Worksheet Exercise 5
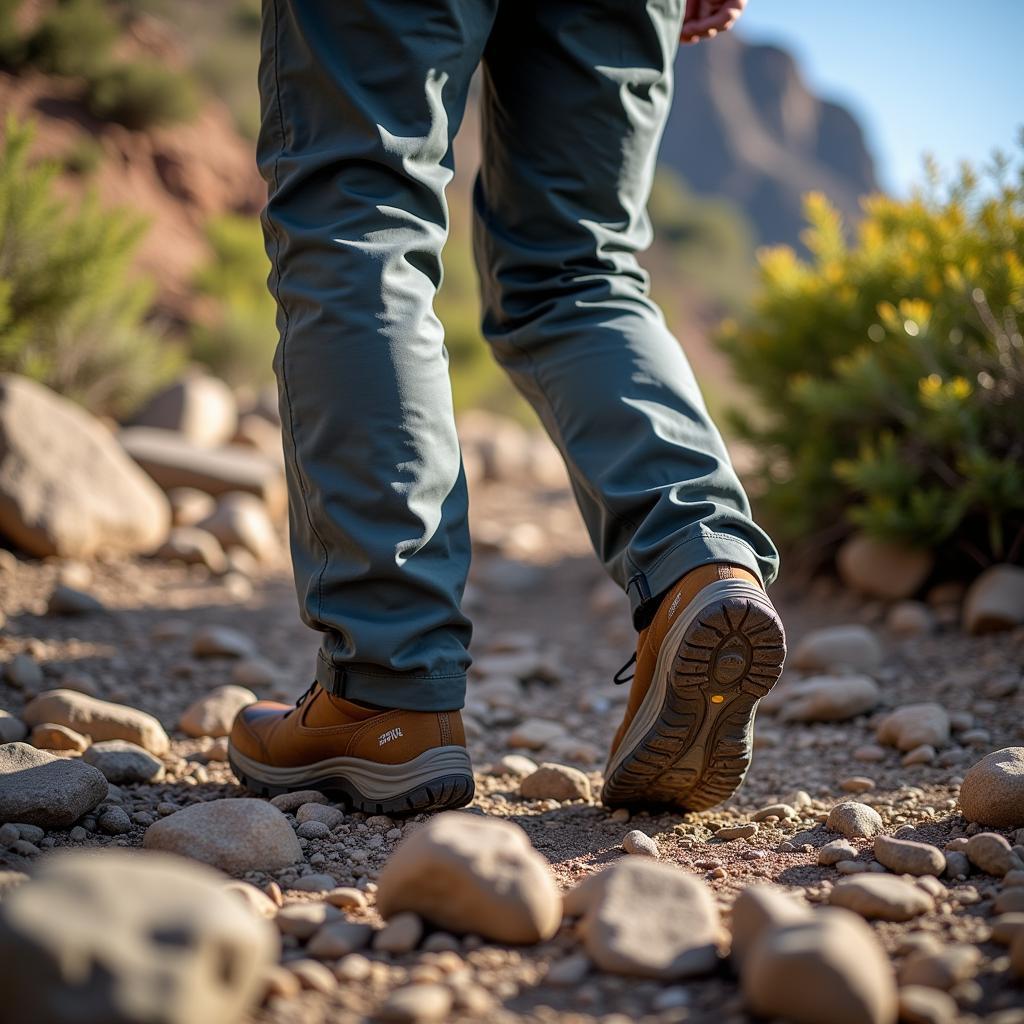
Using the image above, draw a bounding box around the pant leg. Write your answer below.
[259,0,495,710]
[473,0,780,626]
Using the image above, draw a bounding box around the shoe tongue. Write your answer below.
[302,688,383,728]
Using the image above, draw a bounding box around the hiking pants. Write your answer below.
[258,0,780,711]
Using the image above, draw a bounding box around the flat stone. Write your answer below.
[373,912,423,954]
[0,375,170,559]
[178,685,257,737]
[0,849,276,1024]
[46,584,106,616]
[519,762,591,802]
[898,943,981,990]
[29,722,89,752]
[828,874,934,921]
[506,718,566,750]
[840,776,876,793]
[959,747,1024,828]
[191,626,256,660]
[775,674,881,723]
[898,986,958,1024]
[306,919,373,959]
[270,789,329,813]
[22,689,169,755]
[569,859,721,979]
[0,742,107,828]
[716,823,758,841]
[876,703,950,751]
[790,625,883,674]
[827,801,885,839]
[326,887,368,910]
[741,907,896,1024]
[291,873,337,893]
[962,564,1024,634]
[143,797,303,873]
[375,812,560,944]
[873,836,945,876]
[901,744,936,766]
[157,527,228,573]
[83,740,165,783]
[274,903,341,940]
[377,983,453,1023]
[819,839,858,866]
[966,832,1022,877]
[296,803,345,829]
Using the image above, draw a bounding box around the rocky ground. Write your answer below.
[2,468,1024,1024]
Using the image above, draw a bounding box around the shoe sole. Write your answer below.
[228,744,475,816]
[602,578,786,811]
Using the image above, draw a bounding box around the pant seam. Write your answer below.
[267,0,331,629]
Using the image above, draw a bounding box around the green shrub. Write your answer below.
[26,0,118,78]
[719,143,1024,569]
[0,0,27,68]
[0,117,179,416]
[87,62,200,129]
[190,214,277,385]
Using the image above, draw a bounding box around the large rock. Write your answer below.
[775,674,880,723]
[375,812,560,944]
[132,371,238,448]
[827,801,884,839]
[729,885,810,970]
[790,625,883,674]
[0,742,107,828]
[873,836,944,877]
[0,850,277,1024]
[962,565,1024,634]
[0,375,170,558]
[567,859,722,979]
[837,533,933,600]
[875,703,950,752]
[143,798,303,873]
[959,747,1024,828]
[22,690,170,756]
[196,492,279,563]
[119,427,285,515]
[742,907,897,1024]
[828,875,934,922]
[178,685,257,738]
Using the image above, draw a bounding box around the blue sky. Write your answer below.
[736,0,1024,194]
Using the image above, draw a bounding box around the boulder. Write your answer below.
[143,798,303,873]
[0,375,170,558]
[962,564,1024,634]
[742,907,897,1024]
[790,625,883,674]
[568,858,722,979]
[0,850,277,1024]
[375,812,560,944]
[22,690,170,756]
[959,747,1024,828]
[836,533,933,600]
[131,371,238,448]
[0,742,107,827]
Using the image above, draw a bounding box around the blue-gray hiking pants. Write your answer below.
[258,0,780,711]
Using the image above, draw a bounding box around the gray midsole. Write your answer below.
[229,744,472,799]
[605,578,768,780]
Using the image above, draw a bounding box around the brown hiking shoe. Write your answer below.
[228,684,474,815]
[602,564,786,810]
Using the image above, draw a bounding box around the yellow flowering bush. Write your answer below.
[719,142,1024,569]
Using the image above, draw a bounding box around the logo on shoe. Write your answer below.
[378,727,404,746]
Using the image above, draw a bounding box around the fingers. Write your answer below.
[681,0,747,44]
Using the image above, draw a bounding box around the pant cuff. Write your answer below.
[627,532,771,630]
[315,650,466,712]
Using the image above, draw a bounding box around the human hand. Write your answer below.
[681,0,747,45]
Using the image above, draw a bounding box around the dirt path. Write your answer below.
[2,476,1023,1023]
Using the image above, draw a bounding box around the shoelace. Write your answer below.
[612,652,637,685]
[285,680,318,716]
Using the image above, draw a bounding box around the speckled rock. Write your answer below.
[143,798,303,873]
[0,742,107,828]
[959,747,1024,828]
[828,874,934,921]
[0,849,277,1024]
[568,859,721,979]
[22,690,170,756]
[622,830,660,858]
[827,802,885,839]
[375,813,560,944]
[742,907,897,1024]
